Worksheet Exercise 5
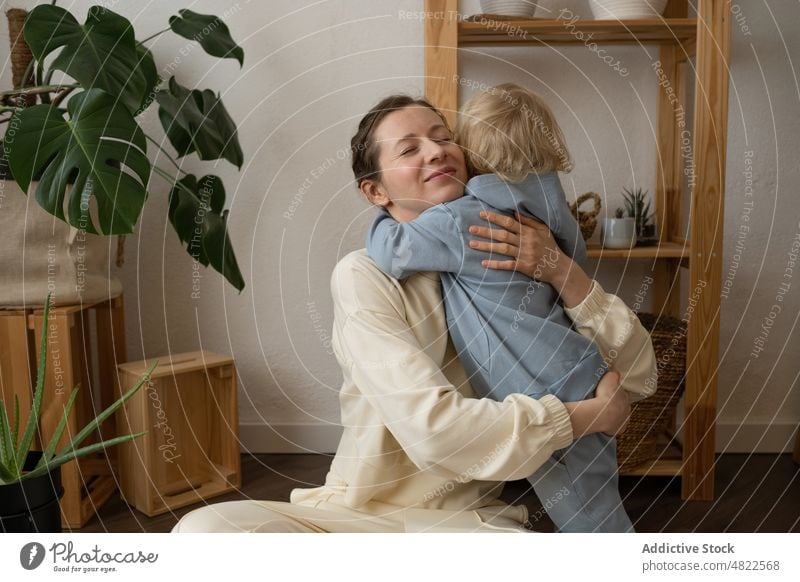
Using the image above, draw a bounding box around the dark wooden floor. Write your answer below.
[79,453,800,533]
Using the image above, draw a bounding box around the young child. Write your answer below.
[366,83,655,532]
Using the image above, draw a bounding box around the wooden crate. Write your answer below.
[0,310,36,448]
[1,294,128,528]
[115,350,241,517]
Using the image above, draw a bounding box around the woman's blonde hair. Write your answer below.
[455,83,572,182]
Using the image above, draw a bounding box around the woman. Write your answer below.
[173,95,656,533]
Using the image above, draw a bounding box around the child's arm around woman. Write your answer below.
[366,205,464,279]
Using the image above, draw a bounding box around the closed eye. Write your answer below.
[400,137,451,155]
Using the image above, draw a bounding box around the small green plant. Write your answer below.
[622,187,654,235]
[614,207,625,219]
[0,294,153,484]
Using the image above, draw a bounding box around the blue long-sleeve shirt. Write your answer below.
[366,171,607,402]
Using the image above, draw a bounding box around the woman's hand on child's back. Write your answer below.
[468,210,562,282]
[468,210,593,308]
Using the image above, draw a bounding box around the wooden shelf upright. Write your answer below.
[423,0,731,500]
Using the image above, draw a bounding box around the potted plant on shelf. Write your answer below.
[0,3,246,308]
[601,206,636,249]
[0,294,154,533]
[622,186,657,246]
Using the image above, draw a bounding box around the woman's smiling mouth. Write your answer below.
[425,167,456,182]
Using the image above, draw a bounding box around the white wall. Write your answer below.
[4,0,797,453]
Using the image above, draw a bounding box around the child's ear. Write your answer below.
[360,179,390,207]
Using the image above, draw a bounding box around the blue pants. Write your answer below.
[524,364,634,532]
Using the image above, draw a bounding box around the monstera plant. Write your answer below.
[0,3,246,291]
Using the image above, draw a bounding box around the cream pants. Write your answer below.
[172,496,531,533]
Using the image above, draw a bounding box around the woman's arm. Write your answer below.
[561,279,658,401]
[564,370,631,437]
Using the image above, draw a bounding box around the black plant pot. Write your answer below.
[0,451,63,533]
[636,223,658,246]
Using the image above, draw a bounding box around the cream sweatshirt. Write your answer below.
[289,250,657,529]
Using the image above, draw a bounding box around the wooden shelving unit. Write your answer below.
[587,241,689,259]
[423,0,731,501]
[458,18,697,45]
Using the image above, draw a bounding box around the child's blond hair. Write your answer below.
[456,83,572,182]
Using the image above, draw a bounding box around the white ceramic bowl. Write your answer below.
[589,0,668,19]
[480,0,539,17]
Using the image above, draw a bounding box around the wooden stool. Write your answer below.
[0,294,128,528]
[116,351,241,517]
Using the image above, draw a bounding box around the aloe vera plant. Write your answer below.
[0,294,153,485]
[622,187,654,236]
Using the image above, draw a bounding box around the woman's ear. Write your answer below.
[360,179,390,207]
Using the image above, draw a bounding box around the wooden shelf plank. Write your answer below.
[587,241,689,259]
[458,18,696,46]
[620,435,684,476]
[621,457,684,477]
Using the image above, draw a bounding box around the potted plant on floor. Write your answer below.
[0,3,247,307]
[0,294,155,533]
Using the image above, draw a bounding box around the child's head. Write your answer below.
[456,83,573,182]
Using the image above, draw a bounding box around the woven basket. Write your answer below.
[5,9,36,107]
[616,312,687,471]
[569,191,602,241]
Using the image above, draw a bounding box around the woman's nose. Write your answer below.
[423,139,447,162]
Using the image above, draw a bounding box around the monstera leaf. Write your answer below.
[156,76,243,168]
[134,43,160,114]
[7,4,246,291]
[168,174,244,292]
[169,9,244,66]
[23,4,158,115]
[5,89,149,235]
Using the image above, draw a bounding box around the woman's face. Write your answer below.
[360,105,468,223]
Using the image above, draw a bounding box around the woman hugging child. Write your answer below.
[366,83,655,532]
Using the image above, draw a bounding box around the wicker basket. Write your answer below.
[5,9,37,107]
[569,192,602,241]
[616,312,687,471]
